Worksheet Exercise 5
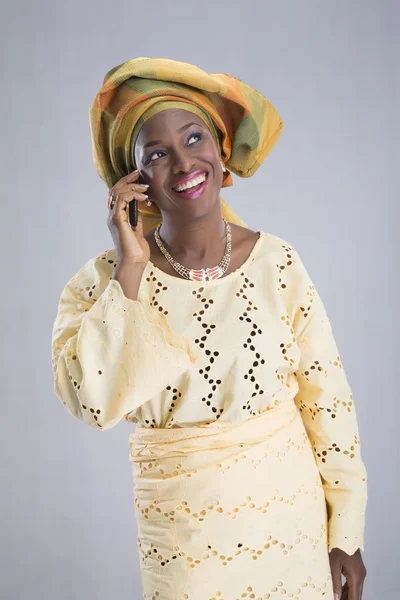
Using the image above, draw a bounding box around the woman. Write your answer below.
[51,57,368,600]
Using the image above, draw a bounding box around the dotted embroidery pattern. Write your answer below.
[299,284,316,318]
[296,394,354,422]
[128,246,304,428]
[81,405,102,426]
[236,274,267,416]
[143,574,334,599]
[52,233,367,574]
[276,244,295,292]
[191,285,224,419]
[131,408,335,598]
[130,427,312,479]
[53,271,106,429]
[146,271,170,315]
[134,477,323,525]
[276,245,367,555]
[138,524,327,567]
[312,434,361,463]
[135,266,301,429]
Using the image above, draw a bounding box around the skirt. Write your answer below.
[128,399,334,600]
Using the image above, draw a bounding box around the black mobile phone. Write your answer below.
[127,169,142,228]
[129,199,138,228]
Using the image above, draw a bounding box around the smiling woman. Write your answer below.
[133,109,222,212]
[51,56,368,599]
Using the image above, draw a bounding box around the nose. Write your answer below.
[170,146,195,174]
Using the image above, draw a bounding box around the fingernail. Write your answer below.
[334,594,339,600]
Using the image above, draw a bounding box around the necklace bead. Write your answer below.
[154,219,232,281]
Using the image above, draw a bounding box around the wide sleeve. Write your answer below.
[51,251,199,431]
[279,245,368,555]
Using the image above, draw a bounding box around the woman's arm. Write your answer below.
[51,250,199,431]
[278,245,368,556]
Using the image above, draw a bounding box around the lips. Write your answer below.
[171,169,208,191]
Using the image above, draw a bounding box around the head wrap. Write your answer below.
[89,56,283,234]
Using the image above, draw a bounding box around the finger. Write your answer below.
[109,170,142,194]
[107,192,130,229]
[131,183,150,191]
[331,564,343,600]
[110,182,147,197]
[110,182,149,201]
[108,191,120,214]
[125,169,140,179]
[109,189,148,209]
[107,191,113,210]
[347,578,363,600]
[117,190,149,203]
[108,191,129,216]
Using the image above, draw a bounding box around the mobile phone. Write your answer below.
[129,199,138,228]
[128,170,142,228]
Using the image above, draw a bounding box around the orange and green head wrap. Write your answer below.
[89,56,284,234]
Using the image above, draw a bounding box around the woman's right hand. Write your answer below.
[107,170,151,265]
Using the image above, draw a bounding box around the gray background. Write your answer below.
[1,1,397,598]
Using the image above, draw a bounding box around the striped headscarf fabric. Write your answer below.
[89,56,283,234]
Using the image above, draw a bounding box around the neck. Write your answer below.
[157,202,227,266]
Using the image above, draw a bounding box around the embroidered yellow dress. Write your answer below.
[51,230,367,600]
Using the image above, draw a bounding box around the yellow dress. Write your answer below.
[51,230,368,600]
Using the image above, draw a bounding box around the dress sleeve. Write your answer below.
[51,251,199,431]
[279,245,368,555]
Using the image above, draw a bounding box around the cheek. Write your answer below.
[202,144,220,165]
[144,171,166,191]
[139,167,158,183]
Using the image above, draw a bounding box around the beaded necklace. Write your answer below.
[154,219,232,281]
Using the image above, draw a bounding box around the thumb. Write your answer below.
[332,571,342,600]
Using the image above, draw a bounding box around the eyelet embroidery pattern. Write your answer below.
[137,524,328,567]
[190,285,225,418]
[51,231,367,595]
[237,276,267,416]
[276,244,294,292]
[146,272,170,315]
[130,404,335,598]
[134,476,323,525]
[143,574,334,600]
[276,244,367,557]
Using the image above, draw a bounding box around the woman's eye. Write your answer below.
[147,132,202,162]
[188,132,202,144]
[148,150,165,162]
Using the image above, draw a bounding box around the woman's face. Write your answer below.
[133,109,223,217]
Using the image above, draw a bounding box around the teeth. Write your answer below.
[174,172,207,192]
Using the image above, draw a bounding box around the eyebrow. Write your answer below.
[142,122,203,150]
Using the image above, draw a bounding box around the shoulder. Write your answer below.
[252,228,299,264]
[227,224,298,263]
[249,229,314,293]
[60,247,118,305]
[224,224,307,278]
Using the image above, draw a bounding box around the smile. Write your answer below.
[172,172,209,199]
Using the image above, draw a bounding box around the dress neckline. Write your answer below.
[143,230,265,287]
